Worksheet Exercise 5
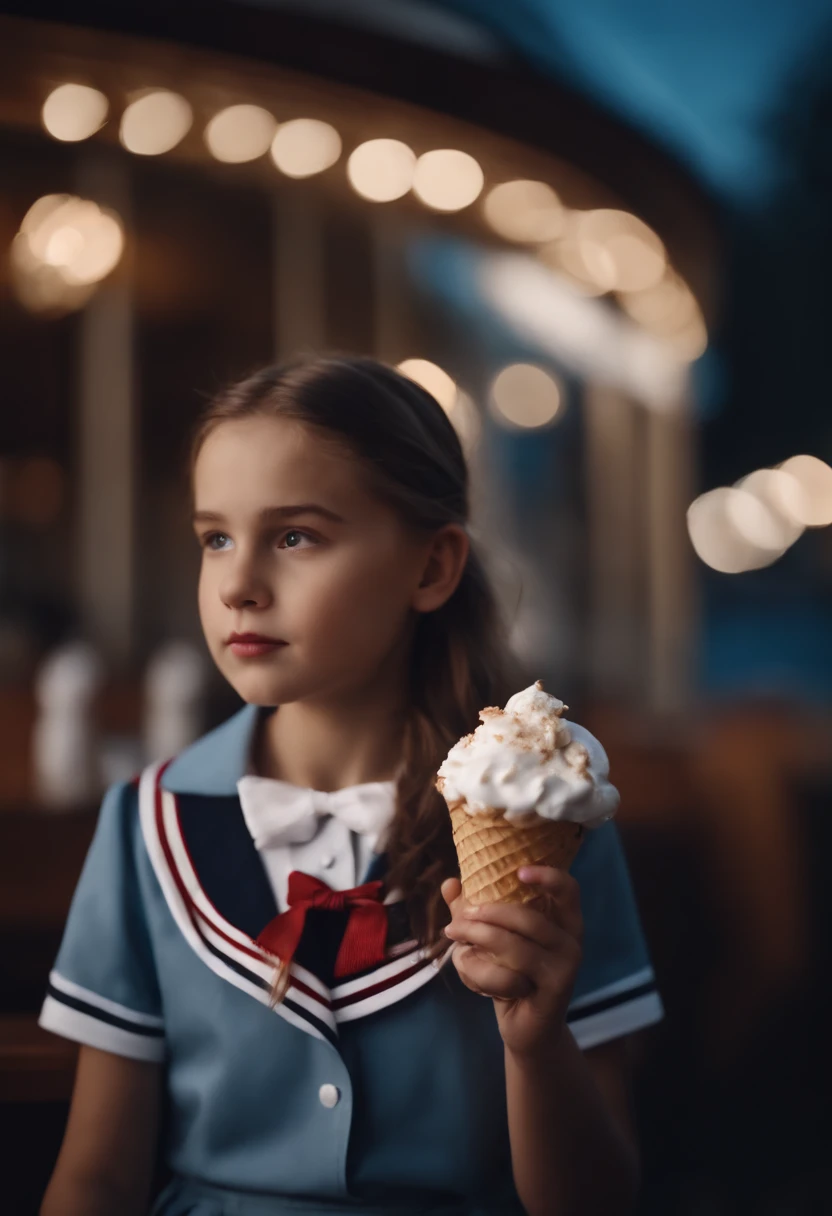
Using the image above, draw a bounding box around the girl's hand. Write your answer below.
[440,868,583,1060]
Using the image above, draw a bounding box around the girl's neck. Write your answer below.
[254,682,408,793]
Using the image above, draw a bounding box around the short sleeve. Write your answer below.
[566,820,663,1050]
[38,779,166,1062]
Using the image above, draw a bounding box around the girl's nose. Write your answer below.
[219,557,273,611]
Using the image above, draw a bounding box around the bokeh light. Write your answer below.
[412,149,484,212]
[483,180,565,244]
[42,84,108,143]
[204,105,276,163]
[270,118,342,178]
[778,455,832,526]
[347,139,415,202]
[11,194,124,313]
[618,269,708,362]
[21,195,123,285]
[489,364,563,429]
[687,487,784,573]
[734,468,806,550]
[120,90,192,155]
[574,209,667,292]
[538,235,606,296]
[618,269,699,335]
[397,359,458,412]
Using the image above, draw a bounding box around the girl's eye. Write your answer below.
[203,532,231,551]
[280,529,315,550]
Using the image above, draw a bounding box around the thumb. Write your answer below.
[441,877,462,906]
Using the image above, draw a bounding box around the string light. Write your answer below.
[687,487,783,573]
[120,90,192,155]
[483,180,565,244]
[271,118,342,178]
[347,139,415,202]
[489,364,563,429]
[412,149,484,212]
[778,455,832,526]
[574,209,667,293]
[397,359,458,411]
[204,105,276,163]
[42,84,108,142]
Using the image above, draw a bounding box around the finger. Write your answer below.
[517,867,583,941]
[441,877,462,908]
[452,944,533,1000]
[460,900,565,951]
[446,918,578,985]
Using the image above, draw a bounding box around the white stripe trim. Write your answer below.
[139,762,451,1035]
[335,945,455,1023]
[289,960,331,1002]
[195,912,336,1031]
[39,995,166,1063]
[161,787,257,951]
[48,971,164,1029]
[568,966,655,1013]
[161,781,335,1007]
[571,992,664,1051]
[138,764,330,1045]
[331,943,434,999]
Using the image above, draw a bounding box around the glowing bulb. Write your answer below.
[483,180,565,244]
[270,118,342,178]
[572,209,667,293]
[347,139,415,202]
[618,270,698,335]
[735,469,806,550]
[19,194,123,285]
[538,236,606,296]
[397,359,458,412]
[42,84,108,142]
[687,487,784,573]
[778,455,832,526]
[120,91,192,156]
[204,105,276,163]
[489,364,563,429]
[412,149,484,212]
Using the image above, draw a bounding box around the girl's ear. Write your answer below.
[412,524,470,614]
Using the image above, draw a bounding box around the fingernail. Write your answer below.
[518,867,534,881]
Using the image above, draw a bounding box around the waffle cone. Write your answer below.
[446,798,584,906]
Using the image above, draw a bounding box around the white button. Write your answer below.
[319,1083,340,1108]
[321,854,336,869]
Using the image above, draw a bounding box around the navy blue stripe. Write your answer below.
[567,981,657,1024]
[175,793,278,939]
[47,982,164,1037]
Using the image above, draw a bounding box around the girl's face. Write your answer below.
[193,415,440,708]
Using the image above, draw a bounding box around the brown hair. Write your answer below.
[189,355,519,1003]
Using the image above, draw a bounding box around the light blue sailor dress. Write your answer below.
[38,704,663,1216]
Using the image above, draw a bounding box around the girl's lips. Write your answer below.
[228,639,287,658]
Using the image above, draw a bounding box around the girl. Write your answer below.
[39,356,662,1216]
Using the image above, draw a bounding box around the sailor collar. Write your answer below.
[138,703,454,1048]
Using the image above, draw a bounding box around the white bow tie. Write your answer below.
[237,775,397,852]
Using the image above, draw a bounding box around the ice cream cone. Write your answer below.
[445,796,584,906]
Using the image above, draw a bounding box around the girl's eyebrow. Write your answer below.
[191,504,346,528]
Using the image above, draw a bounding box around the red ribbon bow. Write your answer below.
[255,871,388,979]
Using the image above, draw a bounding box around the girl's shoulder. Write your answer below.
[156,700,266,797]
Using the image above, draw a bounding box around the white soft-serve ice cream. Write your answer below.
[436,681,619,904]
[437,681,619,826]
